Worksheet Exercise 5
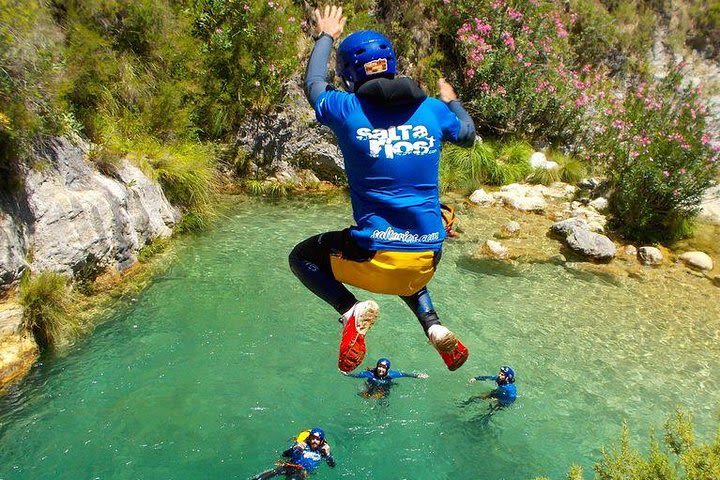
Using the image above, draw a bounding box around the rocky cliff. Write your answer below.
[0,137,180,292]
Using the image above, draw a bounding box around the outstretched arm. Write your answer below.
[390,371,429,379]
[469,375,498,383]
[304,6,346,105]
[438,78,476,147]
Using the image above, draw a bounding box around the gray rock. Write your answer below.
[0,211,28,289]
[623,245,638,257]
[482,240,509,259]
[589,197,609,211]
[699,185,720,225]
[0,137,179,286]
[551,218,588,237]
[566,229,617,261]
[495,190,547,212]
[469,189,494,205]
[638,246,663,266]
[678,251,714,271]
[235,80,344,181]
[0,306,24,336]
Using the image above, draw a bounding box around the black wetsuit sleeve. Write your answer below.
[326,454,336,468]
[304,34,335,106]
[281,448,293,458]
[447,100,476,147]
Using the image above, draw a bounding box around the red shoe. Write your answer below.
[439,340,469,371]
[338,300,379,373]
[428,325,469,371]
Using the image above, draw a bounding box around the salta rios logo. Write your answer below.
[355,124,437,159]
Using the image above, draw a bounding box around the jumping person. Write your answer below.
[288,5,476,374]
[468,366,517,406]
[252,428,335,479]
[343,357,429,398]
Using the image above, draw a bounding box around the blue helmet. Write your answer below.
[376,358,391,369]
[337,30,397,91]
[500,366,515,383]
[309,427,325,441]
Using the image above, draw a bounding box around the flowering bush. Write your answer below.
[585,67,720,242]
[192,0,303,137]
[444,0,605,144]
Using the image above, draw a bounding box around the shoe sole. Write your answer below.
[433,330,459,353]
[355,300,379,335]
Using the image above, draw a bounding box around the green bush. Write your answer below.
[584,67,720,242]
[0,0,66,185]
[541,408,720,480]
[688,0,720,59]
[19,271,81,349]
[191,0,304,138]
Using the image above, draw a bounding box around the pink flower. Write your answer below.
[702,133,710,145]
[288,16,295,22]
[673,189,680,196]
[277,26,284,33]
[502,32,515,50]
[491,0,504,10]
[495,85,507,96]
[215,27,223,33]
[507,8,523,21]
[473,19,492,35]
[612,119,625,130]
[479,82,491,93]
[523,61,532,67]
[663,170,670,177]
[243,3,250,10]
[254,80,261,86]
[679,168,686,174]
[268,1,274,7]
[465,68,475,79]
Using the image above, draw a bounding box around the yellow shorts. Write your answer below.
[330,250,436,296]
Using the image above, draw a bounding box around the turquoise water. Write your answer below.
[1,197,719,480]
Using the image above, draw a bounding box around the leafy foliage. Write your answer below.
[583,67,720,242]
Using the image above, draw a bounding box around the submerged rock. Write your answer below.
[638,246,663,266]
[482,240,509,259]
[678,251,714,271]
[499,220,521,238]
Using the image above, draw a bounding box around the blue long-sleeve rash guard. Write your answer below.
[474,375,517,406]
[304,34,476,252]
[350,369,419,388]
[282,443,335,472]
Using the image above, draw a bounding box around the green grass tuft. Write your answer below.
[19,271,82,350]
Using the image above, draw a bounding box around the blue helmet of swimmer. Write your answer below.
[337,30,397,92]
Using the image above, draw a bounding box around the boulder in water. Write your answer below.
[638,246,663,266]
[482,240,509,259]
[678,251,714,271]
[566,228,616,262]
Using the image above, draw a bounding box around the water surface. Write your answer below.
[1,197,718,479]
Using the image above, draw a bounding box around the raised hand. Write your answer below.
[313,5,346,40]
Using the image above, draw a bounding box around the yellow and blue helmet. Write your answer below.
[337,30,397,92]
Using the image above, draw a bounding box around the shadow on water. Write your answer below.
[457,396,506,428]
